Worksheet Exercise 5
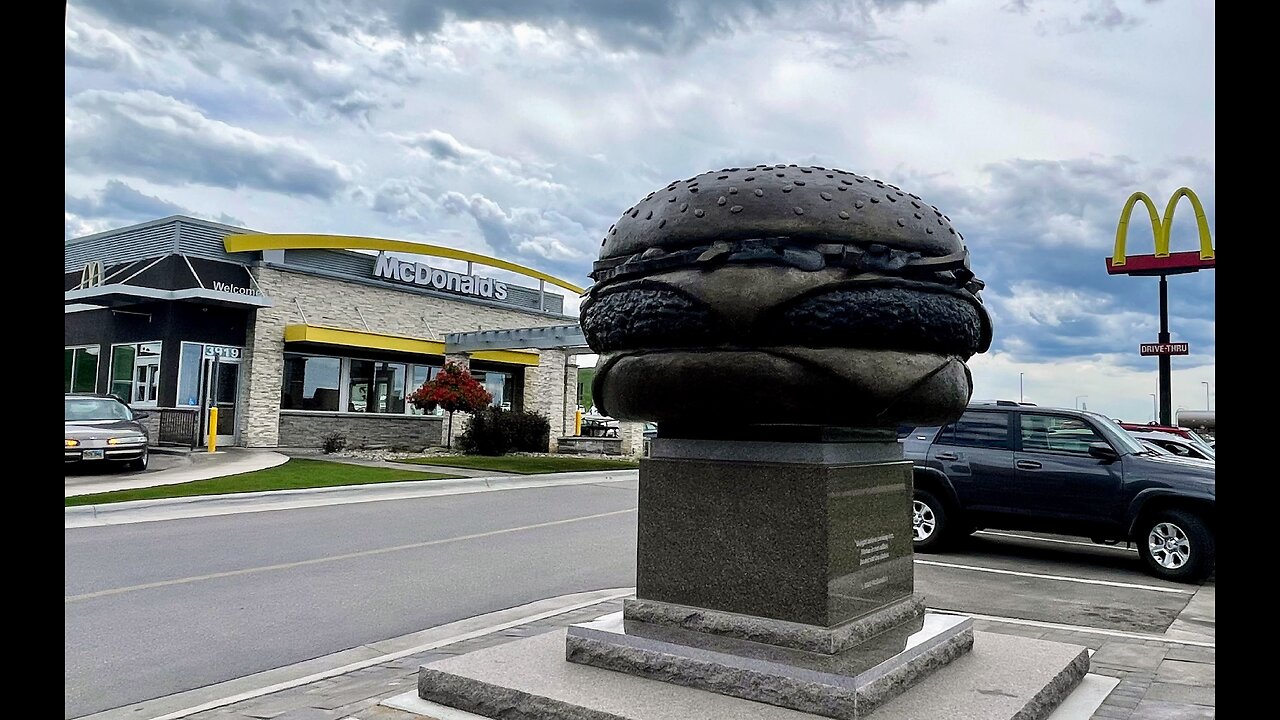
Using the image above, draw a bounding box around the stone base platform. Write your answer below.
[416,626,1089,720]
[566,609,971,718]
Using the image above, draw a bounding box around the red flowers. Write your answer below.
[409,362,493,414]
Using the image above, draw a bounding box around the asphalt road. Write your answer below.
[64,479,1205,719]
[64,479,640,719]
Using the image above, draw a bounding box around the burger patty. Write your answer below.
[581,285,985,356]
[766,286,984,355]
[581,288,726,352]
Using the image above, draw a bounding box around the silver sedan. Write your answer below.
[64,394,150,471]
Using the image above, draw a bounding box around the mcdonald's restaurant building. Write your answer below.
[64,216,581,451]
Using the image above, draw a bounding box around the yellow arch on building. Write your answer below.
[224,233,586,295]
[1113,187,1215,267]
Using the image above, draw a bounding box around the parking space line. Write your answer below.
[974,530,1139,552]
[934,609,1215,648]
[914,559,1193,594]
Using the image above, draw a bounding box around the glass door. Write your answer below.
[214,361,240,439]
[198,351,243,446]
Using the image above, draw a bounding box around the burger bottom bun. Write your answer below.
[593,347,973,430]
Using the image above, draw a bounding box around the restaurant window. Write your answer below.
[64,345,100,394]
[281,354,341,411]
[177,342,204,407]
[347,360,407,413]
[406,364,443,416]
[472,370,515,410]
[110,342,161,406]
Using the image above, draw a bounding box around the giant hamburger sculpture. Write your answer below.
[581,164,991,428]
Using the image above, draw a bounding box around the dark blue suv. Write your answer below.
[902,404,1215,582]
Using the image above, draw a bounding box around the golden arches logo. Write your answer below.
[80,260,104,289]
[1112,187,1215,267]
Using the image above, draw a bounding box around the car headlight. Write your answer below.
[65,439,80,447]
[107,435,147,445]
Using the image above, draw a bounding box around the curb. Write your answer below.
[65,469,640,528]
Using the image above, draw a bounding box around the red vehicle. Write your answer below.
[1117,422,1202,442]
[1117,422,1215,460]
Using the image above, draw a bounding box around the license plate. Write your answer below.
[82,449,105,460]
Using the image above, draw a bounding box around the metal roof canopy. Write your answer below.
[63,284,274,309]
[445,324,591,355]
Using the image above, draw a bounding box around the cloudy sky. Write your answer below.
[64,0,1215,423]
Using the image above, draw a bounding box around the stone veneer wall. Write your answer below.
[139,410,162,446]
[241,265,575,449]
[618,421,647,457]
[278,412,443,450]
[556,436,623,455]
[523,350,567,452]
[563,359,579,441]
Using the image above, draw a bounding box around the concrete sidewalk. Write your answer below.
[65,447,289,498]
[64,469,639,528]
[88,581,1214,720]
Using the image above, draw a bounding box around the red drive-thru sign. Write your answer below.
[1140,343,1189,356]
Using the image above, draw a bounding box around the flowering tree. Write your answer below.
[409,362,493,448]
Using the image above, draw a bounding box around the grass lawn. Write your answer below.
[395,455,641,474]
[65,458,456,507]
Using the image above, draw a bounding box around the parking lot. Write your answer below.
[916,530,1207,635]
[914,528,1214,717]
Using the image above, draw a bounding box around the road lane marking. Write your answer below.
[914,559,1193,594]
[65,508,637,603]
[932,609,1215,648]
[975,530,1139,552]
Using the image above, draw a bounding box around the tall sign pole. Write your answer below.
[1107,188,1215,426]
[1157,275,1172,425]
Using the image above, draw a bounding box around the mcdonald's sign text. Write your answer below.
[1139,343,1189,357]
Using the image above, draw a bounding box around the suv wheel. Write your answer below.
[1137,509,1214,582]
[912,490,949,552]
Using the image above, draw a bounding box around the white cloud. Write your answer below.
[64,14,142,72]
[392,130,568,194]
[969,350,1214,426]
[65,90,352,198]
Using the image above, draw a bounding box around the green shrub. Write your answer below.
[321,432,346,454]
[460,408,551,456]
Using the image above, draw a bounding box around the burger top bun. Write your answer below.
[599,164,964,263]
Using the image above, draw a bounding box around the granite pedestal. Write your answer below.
[563,436,971,717]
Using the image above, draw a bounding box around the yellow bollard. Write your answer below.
[208,407,218,453]
[575,410,583,436]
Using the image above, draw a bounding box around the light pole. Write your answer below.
[1149,393,1157,423]
[1201,381,1210,410]
[1075,395,1088,410]
[1019,373,1024,403]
